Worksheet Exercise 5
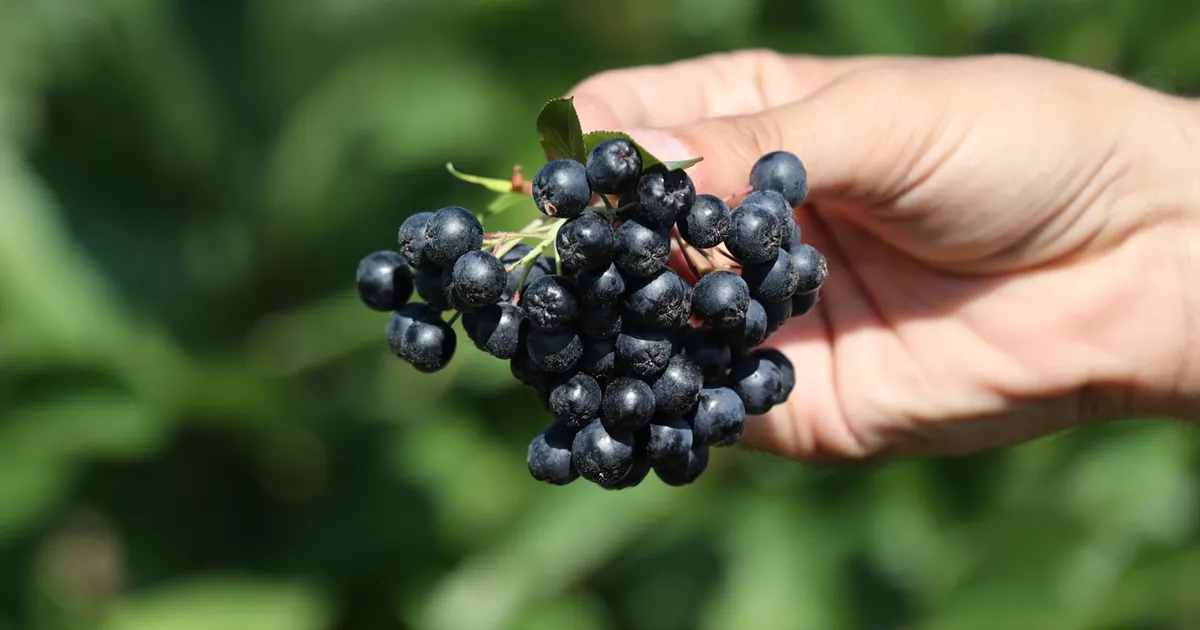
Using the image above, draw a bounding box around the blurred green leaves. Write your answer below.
[102,576,332,630]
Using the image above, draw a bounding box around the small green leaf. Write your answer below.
[536,97,586,163]
[446,163,513,194]
[582,130,702,172]
[484,192,528,217]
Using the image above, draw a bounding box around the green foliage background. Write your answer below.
[2,1,1199,629]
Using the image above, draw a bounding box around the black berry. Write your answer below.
[398,212,435,268]
[725,204,783,264]
[646,416,693,467]
[576,262,625,308]
[615,327,674,380]
[739,190,793,230]
[448,250,506,310]
[578,306,622,340]
[556,210,615,273]
[526,328,583,373]
[550,372,603,429]
[532,159,592,219]
[473,302,528,360]
[579,337,618,384]
[722,298,768,349]
[527,422,579,485]
[689,387,747,446]
[728,354,783,414]
[414,266,451,311]
[790,243,828,295]
[682,328,732,384]
[742,248,800,303]
[601,377,656,432]
[791,289,819,318]
[614,217,670,278]
[691,270,750,329]
[749,150,809,208]
[635,170,696,226]
[763,297,793,333]
[586,138,643,194]
[519,275,579,331]
[753,348,795,406]
[654,444,709,486]
[390,305,456,373]
[572,420,636,486]
[651,354,703,416]
[423,206,484,266]
[623,269,690,330]
[677,193,731,248]
[356,250,414,311]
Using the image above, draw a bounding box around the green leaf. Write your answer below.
[102,576,332,630]
[535,97,586,163]
[582,130,702,172]
[446,163,513,194]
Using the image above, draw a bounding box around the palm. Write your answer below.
[753,200,1140,459]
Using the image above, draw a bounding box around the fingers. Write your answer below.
[618,65,941,204]
[569,50,913,131]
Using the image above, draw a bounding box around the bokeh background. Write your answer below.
[3,1,1200,629]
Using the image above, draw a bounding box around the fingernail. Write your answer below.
[622,128,694,162]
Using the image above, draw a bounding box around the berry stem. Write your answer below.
[724,185,754,204]
[598,193,614,210]
[673,230,704,280]
[447,311,462,326]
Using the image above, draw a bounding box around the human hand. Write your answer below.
[568,51,1200,459]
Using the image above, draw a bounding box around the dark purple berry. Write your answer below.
[728,354,783,414]
[753,348,795,406]
[356,250,414,311]
[473,302,528,360]
[653,444,709,486]
[556,210,615,273]
[742,248,800,303]
[550,373,603,429]
[689,387,747,446]
[398,212,435,268]
[601,377,656,433]
[624,269,690,329]
[677,193,731,249]
[423,206,483,266]
[519,275,579,331]
[528,422,579,485]
[646,416,693,467]
[691,270,750,329]
[414,266,451,311]
[614,217,670,278]
[572,420,636,486]
[725,204,783,264]
[586,138,643,194]
[651,354,703,416]
[532,159,592,219]
[576,262,625,308]
[790,243,828,295]
[749,150,809,208]
[526,328,583,373]
[578,306,622,340]
[635,170,696,226]
[615,327,674,380]
[448,250,506,310]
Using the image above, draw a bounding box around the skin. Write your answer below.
[566,51,1200,460]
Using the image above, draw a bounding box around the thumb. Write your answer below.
[620,72,923,204]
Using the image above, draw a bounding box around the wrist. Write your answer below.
[1111,95,1200,424]
[1077,93,1200,425]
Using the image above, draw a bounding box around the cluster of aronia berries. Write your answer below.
[354,140,827,489]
